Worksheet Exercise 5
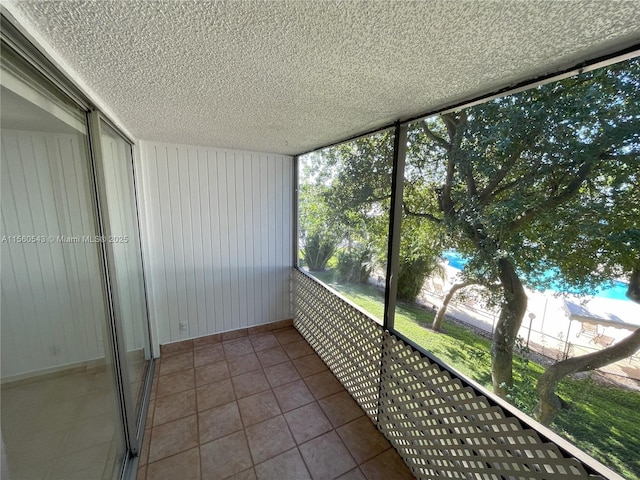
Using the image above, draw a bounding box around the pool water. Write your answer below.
[595,281,630,300]
[441,250,630,301]
[443,250,468,270]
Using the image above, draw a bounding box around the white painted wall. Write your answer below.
[1,129,107,378]
[138,142,293,344]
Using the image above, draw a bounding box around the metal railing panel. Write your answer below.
[294,269,383,421]
[293,268,615,479]
[379,332,595,479]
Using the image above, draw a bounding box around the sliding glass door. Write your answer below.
[90,113,153,450]
[1,26,153,480]
[0,45,127,480]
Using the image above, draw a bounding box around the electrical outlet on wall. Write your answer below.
[179,321,187,331]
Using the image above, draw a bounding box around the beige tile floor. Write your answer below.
[138,327,415,480]
[1,367,123,480]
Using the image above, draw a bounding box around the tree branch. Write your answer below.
[508,160,595,231]
[441,112,468,216]
[403,203,442,224]
[478,149,524,204]
[433,281,475,331]
[366,194,392,204]
[536,328,640,424]
[464,163,478,199]
[421,122,451,151]
[490,170,538,200]
[442,113,459,141]
[628,261,640,302]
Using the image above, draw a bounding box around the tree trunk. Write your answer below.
[627,264,640,302]
[492,258,528,397]
[432,281,473,331]
[536,273,640,425]
[536,328,640,425]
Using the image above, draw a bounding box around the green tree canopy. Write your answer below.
[404,57,640,395]
[300,130,446,298]
[298,57,640,410]
[299,131,394,274]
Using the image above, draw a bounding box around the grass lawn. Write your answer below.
[310,270,640,480]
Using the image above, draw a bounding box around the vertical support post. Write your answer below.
[292,155,299,269]
[526,312,535,348]
[563,318,574,360]
[540,296,548,349]
[383,122,408,331]
[291,156,299,324]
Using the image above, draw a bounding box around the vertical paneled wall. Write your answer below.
[1,130,107,379]
[138,142,293,345]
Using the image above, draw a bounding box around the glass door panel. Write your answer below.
[0,47,126,480]
[92,115,152,446]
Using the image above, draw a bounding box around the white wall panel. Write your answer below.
[1,129,107,379]
[138,142,293,345]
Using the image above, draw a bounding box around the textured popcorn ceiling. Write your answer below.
[5,0,640,155]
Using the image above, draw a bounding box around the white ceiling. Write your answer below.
[5,0,640,156]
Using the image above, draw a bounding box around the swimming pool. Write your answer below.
[443,250,468,270]
[441,250,631,301]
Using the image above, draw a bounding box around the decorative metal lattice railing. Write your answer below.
[294,269,383,420]
[293,269,614,480]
